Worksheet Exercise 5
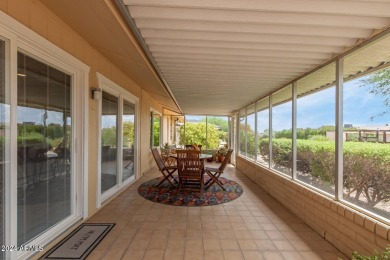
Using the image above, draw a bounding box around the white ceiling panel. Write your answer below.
[118,0,390,115]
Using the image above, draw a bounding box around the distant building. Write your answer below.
[326,124,390,143]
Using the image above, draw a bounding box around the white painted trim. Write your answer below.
[0,11,89,260]
[96,73,139,206]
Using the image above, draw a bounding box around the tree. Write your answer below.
[179,122,220,148]
[200,117,229,145]
[359,67,390,120]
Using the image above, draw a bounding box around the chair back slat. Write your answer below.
[151,147,166,170]
[218,149,233,172]
[176,149,202,175]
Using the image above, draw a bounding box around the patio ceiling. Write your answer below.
[117,0,390,115]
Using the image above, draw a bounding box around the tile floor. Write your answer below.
[87,163,347,260]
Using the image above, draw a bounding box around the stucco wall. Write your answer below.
[0,0,161,217]
[236,156,390,257]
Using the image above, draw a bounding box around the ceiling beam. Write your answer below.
[140,29,356,46]
[145,38,343,54]
[136,19,372,38]
[161,69,301,77]
[156,58,313,69]
[153,52,324,64]
[150,46,331,60]
[129,6,389,29]
[123,0,390,18]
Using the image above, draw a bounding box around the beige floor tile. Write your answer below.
[121,249,145,260]
[186,229,202,238]
[86,249,106,259]
[255,240,277,250]
[164,249,185,260]
[143,249,165,260]
[228,216,243,223]
[225,210,239,217]
[232,223,248,231]
[237,239,258,251]
[262,251,284,260]
[148,237,168,250]
[202,229,219,238]
[242,251,264,260]
[203,238,222,250]
[128,238,151,250]
[273,240,295,251]
[261,223,278,231]
[255,217,272,224]
[234,230,253,239]
[186,238,204,250]
[249,230,268,239]
[280,251,304,260]
[265,230,285,240]
[153,229,170,239]
[170,229,187,239]
[167,238,186,250]
[204,250,224,260]
[220,239,240,250]
[223,250,244,260]
[241,216,257,223]
[218,229,236,238]
[184,249,204,260]
[299,251,323,260]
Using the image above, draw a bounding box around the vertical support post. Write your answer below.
[206,116,208,150]
[292,82,297,180]
[335,58,344,200]
[254,102,258,161]
[269,95,273,169]
[245,107,248,157]
[236,113,239,157]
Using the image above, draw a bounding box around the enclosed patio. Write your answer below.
[0,0,390,259]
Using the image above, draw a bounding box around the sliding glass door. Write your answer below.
[98,73,138,202]
[0,18,87,259]
[0,39,6,260]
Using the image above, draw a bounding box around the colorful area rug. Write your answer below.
[138,176,243,206]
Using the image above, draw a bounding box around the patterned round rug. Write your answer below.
[138,177,243,206]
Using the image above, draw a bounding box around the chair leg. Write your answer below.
[205,172,226,191]
[156,169,177,187]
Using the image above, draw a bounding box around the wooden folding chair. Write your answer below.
[204,149,233,190]
[176,149,204,194]
[151,147,177,187]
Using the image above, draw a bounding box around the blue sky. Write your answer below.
[247,77,389,132]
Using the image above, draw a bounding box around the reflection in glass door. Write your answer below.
[122,100,135,181]
[17,52,72,245]
[101,91,118,193]
[0,40,6,260]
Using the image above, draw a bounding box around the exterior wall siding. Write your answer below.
[236,156,390,257]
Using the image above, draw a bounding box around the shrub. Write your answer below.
[349,245,390,260]
[258,138,390,209]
